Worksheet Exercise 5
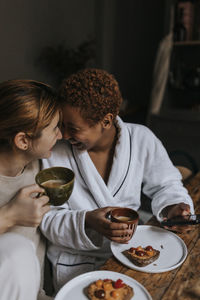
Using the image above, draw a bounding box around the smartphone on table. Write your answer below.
[161,214,200,227]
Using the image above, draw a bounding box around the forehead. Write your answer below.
[51,111,60,124]
[41,111,60,132]
[62,104,89,127]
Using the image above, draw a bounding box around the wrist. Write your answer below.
[85,211,91,229]
[161,204,176,218]
[0,203,16,233]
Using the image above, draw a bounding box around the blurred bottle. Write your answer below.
[169,54,186,89]
[178,1,194,40]
[173,7,186,41]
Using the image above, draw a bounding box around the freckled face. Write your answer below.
[62,105,104,151]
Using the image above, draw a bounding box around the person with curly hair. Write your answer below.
[40,68,194,293]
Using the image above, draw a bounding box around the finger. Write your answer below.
[103,206,121,218]
[104,220,128,230]
[23,184,46,195]
[108,236,131,244]
[182,208,191,216]
[41,205,51,215]
[179,203,191,214]
[37,195,50,205]
[110,222,129,230]
[105,228,133,238]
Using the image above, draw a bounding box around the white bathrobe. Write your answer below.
[40,117,194,292]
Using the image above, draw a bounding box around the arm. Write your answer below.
[0,184,50,234]
[40,205,133,251]
[0,205,13,234]
[141,129,194,223]
[40,205,100,251]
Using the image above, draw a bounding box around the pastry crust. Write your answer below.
[123,245,160,267]
[87,278,134,300]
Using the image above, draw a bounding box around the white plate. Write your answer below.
[111,225,187,273]
[55,270,152,300]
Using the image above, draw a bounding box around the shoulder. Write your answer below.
[125,122,158,143]
[124,122,166,159]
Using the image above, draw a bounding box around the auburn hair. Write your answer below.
[59,68,123,125]
[0,79,60,150]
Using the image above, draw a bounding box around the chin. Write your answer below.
[42,151,52,159]
[77,145,87,151]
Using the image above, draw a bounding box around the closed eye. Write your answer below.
[68,127,78,133]
[54,122,60,131]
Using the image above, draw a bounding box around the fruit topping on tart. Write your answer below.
[123,245,160,267]
[87,278,134,300]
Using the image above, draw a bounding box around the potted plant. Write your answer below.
[37,37,96,87]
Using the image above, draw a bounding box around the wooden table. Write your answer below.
[100,172,200,300]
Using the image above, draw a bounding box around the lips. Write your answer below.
[70,141,78,145]
[68,139,81,146]
[72,142,82,147]
[71,142,85,150]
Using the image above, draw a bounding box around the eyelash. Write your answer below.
[62,123,78,133]
[68,128,77,133]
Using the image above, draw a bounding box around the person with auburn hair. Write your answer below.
[0,79,62,300]
[40,68,194,292]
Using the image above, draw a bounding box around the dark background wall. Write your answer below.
[96,0,167,113]
[0,0,167,118]
[112,1,165,107]
[1,1,199,178]
[0,0,95,84]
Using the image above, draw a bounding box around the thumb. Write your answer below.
[103,206,120,221]
[180,203,191,215]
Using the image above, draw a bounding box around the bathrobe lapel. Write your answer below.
[71,117,131,208]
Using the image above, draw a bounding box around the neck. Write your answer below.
[0,151,30,177]
[89,123,118,154]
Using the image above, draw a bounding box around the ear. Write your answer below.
[14,132,29,151]
[101,113,114,129]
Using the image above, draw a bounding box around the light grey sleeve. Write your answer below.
[40,205,103,251]
[141,129,194,222]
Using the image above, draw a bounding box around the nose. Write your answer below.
[57,128,62,140]
[62,128,71,140]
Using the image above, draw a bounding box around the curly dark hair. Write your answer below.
[58,68,123,125]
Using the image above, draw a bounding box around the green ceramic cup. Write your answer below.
[35,166,74,206]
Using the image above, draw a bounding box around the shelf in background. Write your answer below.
[174,40,200,46]
[151,109,200,122]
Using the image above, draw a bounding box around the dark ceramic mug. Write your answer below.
[110,207,139,238]
[35,166,74,206]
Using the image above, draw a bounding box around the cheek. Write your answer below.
[48,132,57,142]
[74,133,85,141]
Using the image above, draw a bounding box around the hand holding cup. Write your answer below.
[110,207,139,240]
[35,167,74,206]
